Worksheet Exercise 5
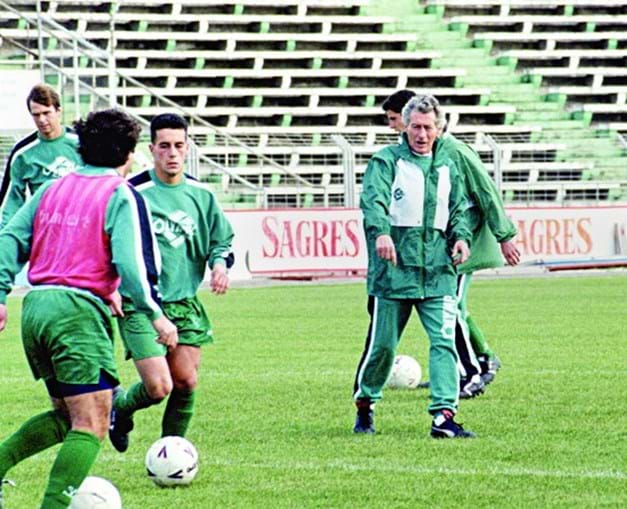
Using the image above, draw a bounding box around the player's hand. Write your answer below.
[500,240,521,266]
[105,291,124,317]
[152,315,178,351]
[452,240,470,265]
[0,304,7,332]
[376,234,397,266]
[210,263,229,295]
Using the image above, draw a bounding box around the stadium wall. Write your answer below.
[223,205,627,280]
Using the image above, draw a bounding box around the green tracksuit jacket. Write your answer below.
[0,127,81,229]
[437,134,517,274]
[360,135,471,299]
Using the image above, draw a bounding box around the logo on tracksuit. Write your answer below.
[42,156,79,177]
[153,210,197,248]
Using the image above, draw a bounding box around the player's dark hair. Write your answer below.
[381,89,416,114]
[26,84,61,112]
[74,109,141,168]
[150,113,188,143]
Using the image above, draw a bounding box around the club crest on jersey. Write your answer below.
[153,210,197,248]
[393,187,404,201]
[42,156,79,177]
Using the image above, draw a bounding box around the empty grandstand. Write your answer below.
[1,0,626,208]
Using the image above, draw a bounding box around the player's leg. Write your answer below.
[461,272,502,385]
[160,296,212,438]
[41,388,112,509]
[416,295,475,438]
[0,292,72,482]
[111,299,171,452]
[0,401,69,484]
[19,289,119,507]
[163,345,200,437]
[352,297,411,433]
[455,273,484,398]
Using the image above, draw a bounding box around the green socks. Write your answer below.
[162,389,196,437]
[114,384,196,437]
[114,382,162,419]
[41,430,100,509]
[467,315,494,358]
[0,410,69,480]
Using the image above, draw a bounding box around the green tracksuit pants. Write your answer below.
[353,295,460,415]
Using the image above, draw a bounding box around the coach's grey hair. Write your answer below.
[401,94,447,131]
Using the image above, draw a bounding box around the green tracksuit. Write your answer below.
[437,134,517,362]
[353,135,471,415]
[0,127,81,229]
[123,169,234,302]
[114,169,234,438]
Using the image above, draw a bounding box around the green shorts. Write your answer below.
[118,295,213,361]
[21,288,119,385]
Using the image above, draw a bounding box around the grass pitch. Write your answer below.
[0,274,625,508]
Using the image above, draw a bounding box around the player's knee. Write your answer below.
[71,418,108,440]
[173,373,198,392]
[145,378,173,401]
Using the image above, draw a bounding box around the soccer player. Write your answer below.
[382,89,417,134]
[380,89,519,397]
[109,113,234,452]
[438,130,520,397]
[352,95,475,438]
[0,109,177,509]
[0,83,82,229]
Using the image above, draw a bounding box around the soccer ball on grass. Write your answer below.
[386,355,422,389]
[145,436,199,487]
[69,476,121,509]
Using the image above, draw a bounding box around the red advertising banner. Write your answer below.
[224,206,627,279]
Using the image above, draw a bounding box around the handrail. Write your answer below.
[0,0,318,193]
[0,34,264,199]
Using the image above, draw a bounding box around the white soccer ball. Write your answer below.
[145,436,199,487]
[386,355,422,389]
[69,476,122,509]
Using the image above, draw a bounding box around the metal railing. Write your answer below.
[0,0,335,208]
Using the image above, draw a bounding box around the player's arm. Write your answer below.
[206,196,234,294]
[106,185,177,348]
[106,185,163,319]
[447,164,472,265]
[0,186,45,330]
[458,144,517,242]
[0,156,28,230]
[360,152,396,264]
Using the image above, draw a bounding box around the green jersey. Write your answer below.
[360,134,471,299]
[0,166,163,320]
[0,127,82,229]
[127,169,234,302]
[436,134,517,273]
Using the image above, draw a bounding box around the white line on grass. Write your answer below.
[22,454,625,481]
[205,458,627,480]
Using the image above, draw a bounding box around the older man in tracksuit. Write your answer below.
[352,95,475,438]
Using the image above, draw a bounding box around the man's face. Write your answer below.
[29,101,62,140]
[150,128,188,184]
[406,110,438,155]
[385,110,406,133]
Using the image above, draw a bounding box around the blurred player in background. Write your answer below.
[381,89,520,398]
[109,113,234,452]
[0,84,81,229]
[0,109,177,509]
[353,95,475,438]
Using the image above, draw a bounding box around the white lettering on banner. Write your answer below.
[513,217,592,256]
[261,216,360,259]
[222,206,627,280]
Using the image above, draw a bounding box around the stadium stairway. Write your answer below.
[2,0,626,205]
[366,0,627,202]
